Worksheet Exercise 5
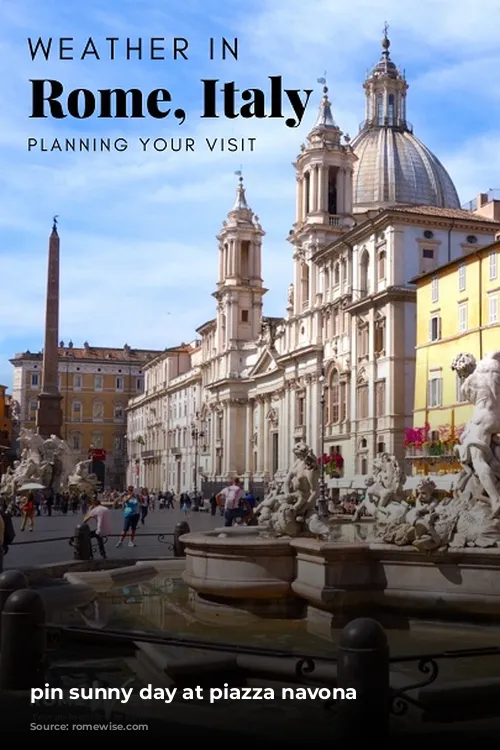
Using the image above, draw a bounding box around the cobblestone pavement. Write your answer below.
[5,507,223,567]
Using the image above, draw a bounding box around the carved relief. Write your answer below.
[266,407,279,427]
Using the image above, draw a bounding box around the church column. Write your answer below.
[345,168,353,215]
[218,244,224,281]
[296,177,302,223]
[245,401,253,477]
[263,397,270,476]
[211,408,218,477]
[310,165,318,212]
[317,166,325,213]
[223,403,232,476]
[293,254,301,316]
[257,397,265,472]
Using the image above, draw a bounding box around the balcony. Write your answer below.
[141,449,158,459]
[170,446,182,455]
[405,443,459,464]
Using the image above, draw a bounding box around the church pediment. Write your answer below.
[249,347,281,378]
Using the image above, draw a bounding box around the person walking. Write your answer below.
[218,478,246,528]
[116,492,141,548]
[20,491,36,532]
[83,497,111,559]
[140,489,149,525]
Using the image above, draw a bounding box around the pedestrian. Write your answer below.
[218,478,246,528]
[181,493,190,516]
[83,497,111,559]
[20,491,35,532]
[116,492,141,548]
[140,489,149,525]
[209,493,217,516]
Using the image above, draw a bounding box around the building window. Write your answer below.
[357,384,369,419]
[388,93,395,125]
[488,294,499,324]
[421,247,436,274]
[116,376,124,391]
[455,373,466,403]
[71,400,82,422]
[428,376,443,407]
[114,404,124,422]
[92,401,104,422]
[359,250,369,296]
[241,310,249,323]
[95,374,103,391]
[73,374,82,390]
[30,373,39,388]
[431,277,439,303]
[136,377,143,392]
[272,432,279,476]
[28,399,37,421]
[378,250,386,280]
[489,250,498,281]
[375,380,386,416]
[71,432,82,451]
[374,319,385,355]
[334,262,340,285]
[301,263,310,308]
[458,302,468,333]
[458,264,466,292]
[296,392,305,427]
[357,323,369,358]
[327,369,340,424]
[91,432,103,449]
[377,93,383,125]
[114,434,124,453]
[429,315,441,342]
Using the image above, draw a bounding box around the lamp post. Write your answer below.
[191,418,204,501]
[318,366,327,517]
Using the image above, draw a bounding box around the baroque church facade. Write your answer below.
[127,33,500,494]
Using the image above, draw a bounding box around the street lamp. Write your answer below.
[318,366,328,517]
[191,418,204,500]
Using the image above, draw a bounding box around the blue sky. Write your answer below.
[1,0,500,388]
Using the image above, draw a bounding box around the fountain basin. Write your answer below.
[291,539,500,621]
[181,530,296,600]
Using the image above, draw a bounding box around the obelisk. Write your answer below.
[36,216,63,438]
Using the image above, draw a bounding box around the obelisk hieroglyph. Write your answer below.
[36,217,63,438]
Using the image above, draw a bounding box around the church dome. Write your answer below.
[351,28,460,213]
[351,127,461,210]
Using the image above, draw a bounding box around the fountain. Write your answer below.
[181,350,500,626]
[0,428,99,500]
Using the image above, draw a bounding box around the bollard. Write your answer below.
[336,617,390,742]
[0,589,46,690]
[0,570,28,621]
[72,523,93,561]
[173,521,190,557]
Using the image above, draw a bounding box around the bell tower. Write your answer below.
[214,175,266,359]
[289,84,356,316]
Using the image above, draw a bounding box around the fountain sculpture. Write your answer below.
[182,350,500,622]
[0,428,99,498]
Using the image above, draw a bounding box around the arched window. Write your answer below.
[377,94,383,125]
[360,250,369,295]
[70,431,82,451]
[378,250,386,280]
[340,258,347,286]
[388,94,395,126]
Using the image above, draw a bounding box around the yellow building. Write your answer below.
[410,238,500,472]
[10,342,161,488]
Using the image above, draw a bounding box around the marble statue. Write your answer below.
[68,459,100,494]
[343,351,500,551]
[255,441,320,537]
[287,283,294,308]
[0,428,76,498]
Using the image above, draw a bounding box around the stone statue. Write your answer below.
[287,283,294,308]
[345,351,500,551]
[0,428,77,498]
[256,441,320,537]
[451,351,500,516]
[352,453,405,521]
[68,459,100,494]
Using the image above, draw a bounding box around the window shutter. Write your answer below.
[438,378,443,406]
[438,317,442,339]
[428,318,433,341]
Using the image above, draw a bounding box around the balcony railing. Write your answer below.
[405,444,460,462]
[358,117,413,133]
